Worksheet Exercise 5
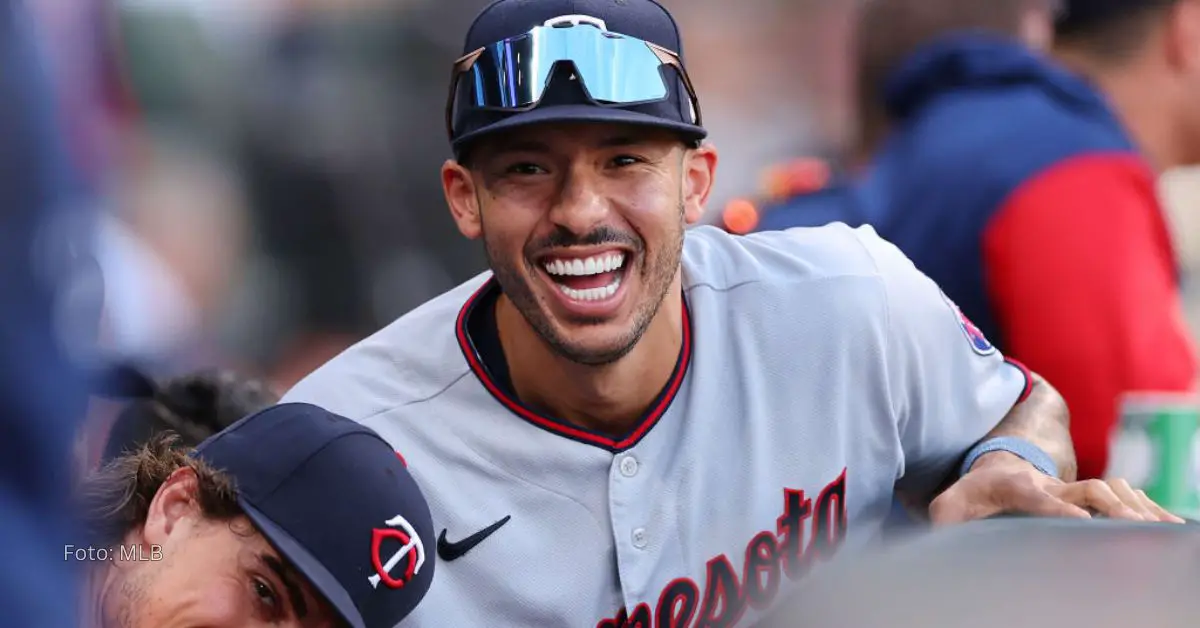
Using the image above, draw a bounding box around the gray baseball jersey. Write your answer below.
[283,223,1029,627]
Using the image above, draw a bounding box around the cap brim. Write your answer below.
[451,104,707,153]
[240,498,365,628]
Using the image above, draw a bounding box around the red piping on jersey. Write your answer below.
[1005,357,1034,404]
[454,278,692,452]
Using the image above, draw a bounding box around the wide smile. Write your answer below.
[537,248,632,317]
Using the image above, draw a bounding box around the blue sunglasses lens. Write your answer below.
[464,22,671,109]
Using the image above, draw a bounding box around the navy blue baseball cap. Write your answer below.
[446,0,706,155]
[191,403,434,628]
[1055,0,1177,35]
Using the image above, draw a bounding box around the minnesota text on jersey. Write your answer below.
[596,472,847,628]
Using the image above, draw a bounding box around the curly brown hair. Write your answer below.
[75,432,243,548]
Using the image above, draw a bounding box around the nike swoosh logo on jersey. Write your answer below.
[436,515,512,561]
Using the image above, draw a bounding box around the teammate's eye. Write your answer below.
[252,577,284,620]
[610,155,643,168]
[506,162,548,176]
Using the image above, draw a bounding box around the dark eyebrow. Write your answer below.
[262,554,309,618]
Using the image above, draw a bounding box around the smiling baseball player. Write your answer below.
[282,0,1183,625]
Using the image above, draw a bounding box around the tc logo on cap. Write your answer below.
[369,514,427,589]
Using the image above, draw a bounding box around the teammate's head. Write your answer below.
[1054,0,1200,168]
[439,0,718,365]
[99,367,278,465]
[75,404,434,628]
[854,0,1061,158]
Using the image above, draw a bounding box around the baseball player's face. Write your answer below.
[98,470,337,628]
[443,122,716,364]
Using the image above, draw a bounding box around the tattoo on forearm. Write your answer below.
[985,376,1077,481]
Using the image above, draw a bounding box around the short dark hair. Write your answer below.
[1055,0,1179,63]
[100,369,278,465]
[76,432,242,548]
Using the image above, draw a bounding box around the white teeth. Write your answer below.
[543,253,626,277]
[558,276,621,302]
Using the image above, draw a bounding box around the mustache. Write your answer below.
[527,226,642,255]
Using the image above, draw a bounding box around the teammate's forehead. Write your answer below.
[471,122,681,158]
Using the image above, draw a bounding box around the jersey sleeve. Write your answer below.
[851,227,1031,499]
[984,154,1199,480]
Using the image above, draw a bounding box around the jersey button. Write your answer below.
[619,455,640,478]
[631,528,648,549]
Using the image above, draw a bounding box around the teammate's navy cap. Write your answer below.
[446,0,706,155]
[1055,0,1177,35]
[191,403,434,628]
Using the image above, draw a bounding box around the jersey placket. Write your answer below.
[608,444,656,610]
[605,393,689,617]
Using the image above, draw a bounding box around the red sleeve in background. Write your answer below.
[984,154,1199,480]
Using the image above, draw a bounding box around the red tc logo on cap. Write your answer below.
[369,514,426,589]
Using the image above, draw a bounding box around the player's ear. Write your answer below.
[682,143,718,225]
[442,160,483,240]
[1164,0,1200,72]
[142,466,202,545]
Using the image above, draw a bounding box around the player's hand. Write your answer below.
[929,451,1187,525]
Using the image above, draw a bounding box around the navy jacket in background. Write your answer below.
[0,1,99,624]
[856,34,1197,479]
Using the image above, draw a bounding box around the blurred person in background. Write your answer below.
[755,0,1063,528]
[95,366,278,466]
[0,0,106,625]
[1036,0,1200,477]
[749,0,1057,233]
[43,1,270,473]
[79,127,263,474]
[794,0,1198,481]
[97,132,253,368]
[75,403,435,628]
